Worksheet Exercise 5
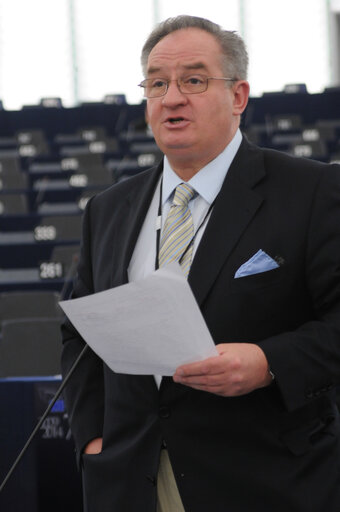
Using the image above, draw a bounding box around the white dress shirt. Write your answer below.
[128,129,242,385]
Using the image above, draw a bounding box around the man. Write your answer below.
[61,15,340,512]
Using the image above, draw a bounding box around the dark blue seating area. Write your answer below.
[0,101,163,294]
[242,87,340,162]
[0,90,339,294]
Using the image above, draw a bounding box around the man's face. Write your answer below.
[145,28,249,175]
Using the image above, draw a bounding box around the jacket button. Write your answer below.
[159,406,170,418]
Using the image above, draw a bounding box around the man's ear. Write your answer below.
[232,81,250,115]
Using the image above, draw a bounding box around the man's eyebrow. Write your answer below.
[182,62,207,71]
[147,62,208,76]
[147,66,162,75]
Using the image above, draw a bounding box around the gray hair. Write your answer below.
[141,15,248,80]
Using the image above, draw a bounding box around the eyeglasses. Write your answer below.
[138,74,238,98]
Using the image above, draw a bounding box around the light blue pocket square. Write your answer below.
[234,249,279,279]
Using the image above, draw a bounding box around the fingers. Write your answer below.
[173,343,271,397]
[174,369,228,388]
[173,353,241,395]
[175,354,226,378]
[173,366,242,395]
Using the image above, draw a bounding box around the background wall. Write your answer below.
[0,0,338,108]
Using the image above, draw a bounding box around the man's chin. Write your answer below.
[159,141,194,153]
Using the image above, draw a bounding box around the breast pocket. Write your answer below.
[230,265,285,292]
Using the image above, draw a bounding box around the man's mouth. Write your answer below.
[167,117,185,124]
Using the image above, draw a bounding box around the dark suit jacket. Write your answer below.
[61,138,340,512]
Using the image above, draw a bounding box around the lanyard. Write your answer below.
[154,178,216,270]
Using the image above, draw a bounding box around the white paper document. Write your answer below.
[59,262,218,376]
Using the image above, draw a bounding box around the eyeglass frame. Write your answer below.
[138,74,238,98]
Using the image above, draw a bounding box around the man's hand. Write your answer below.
[173,343,273,396]
[84,437,103,455]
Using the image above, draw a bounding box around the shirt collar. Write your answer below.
[162,128,242,206]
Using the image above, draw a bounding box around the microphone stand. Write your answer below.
[0,343,89,493]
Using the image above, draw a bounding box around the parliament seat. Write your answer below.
[0,193,29,215]
[0,172,28,191]
[0,290,62,328]
[39,245,80,299]
[0,318,62,377]
[34,214,82,242]
[0,156,21,173]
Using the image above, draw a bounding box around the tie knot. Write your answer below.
[172,183,195,207]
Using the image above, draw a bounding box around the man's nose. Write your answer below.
[161,80,188,106]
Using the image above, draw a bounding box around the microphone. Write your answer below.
[0,343,89,493]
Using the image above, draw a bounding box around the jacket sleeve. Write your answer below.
[61,197,105,464]
[259,163,340,411]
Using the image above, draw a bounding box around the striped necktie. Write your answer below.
[158,182,195,277]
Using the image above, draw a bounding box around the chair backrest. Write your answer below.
[0,290,62,327]
[50,245,79,273]
[0,157,21,174]
[34,214,82,242]
[48,245,80,299]
[0,172,28,191]
[0,193,28,215]
[69,167,113,187]
[0,318,62,377]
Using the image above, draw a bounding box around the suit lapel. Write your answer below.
[110,163,163,286]
[110,139,266,307]
[189,139,266,306]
